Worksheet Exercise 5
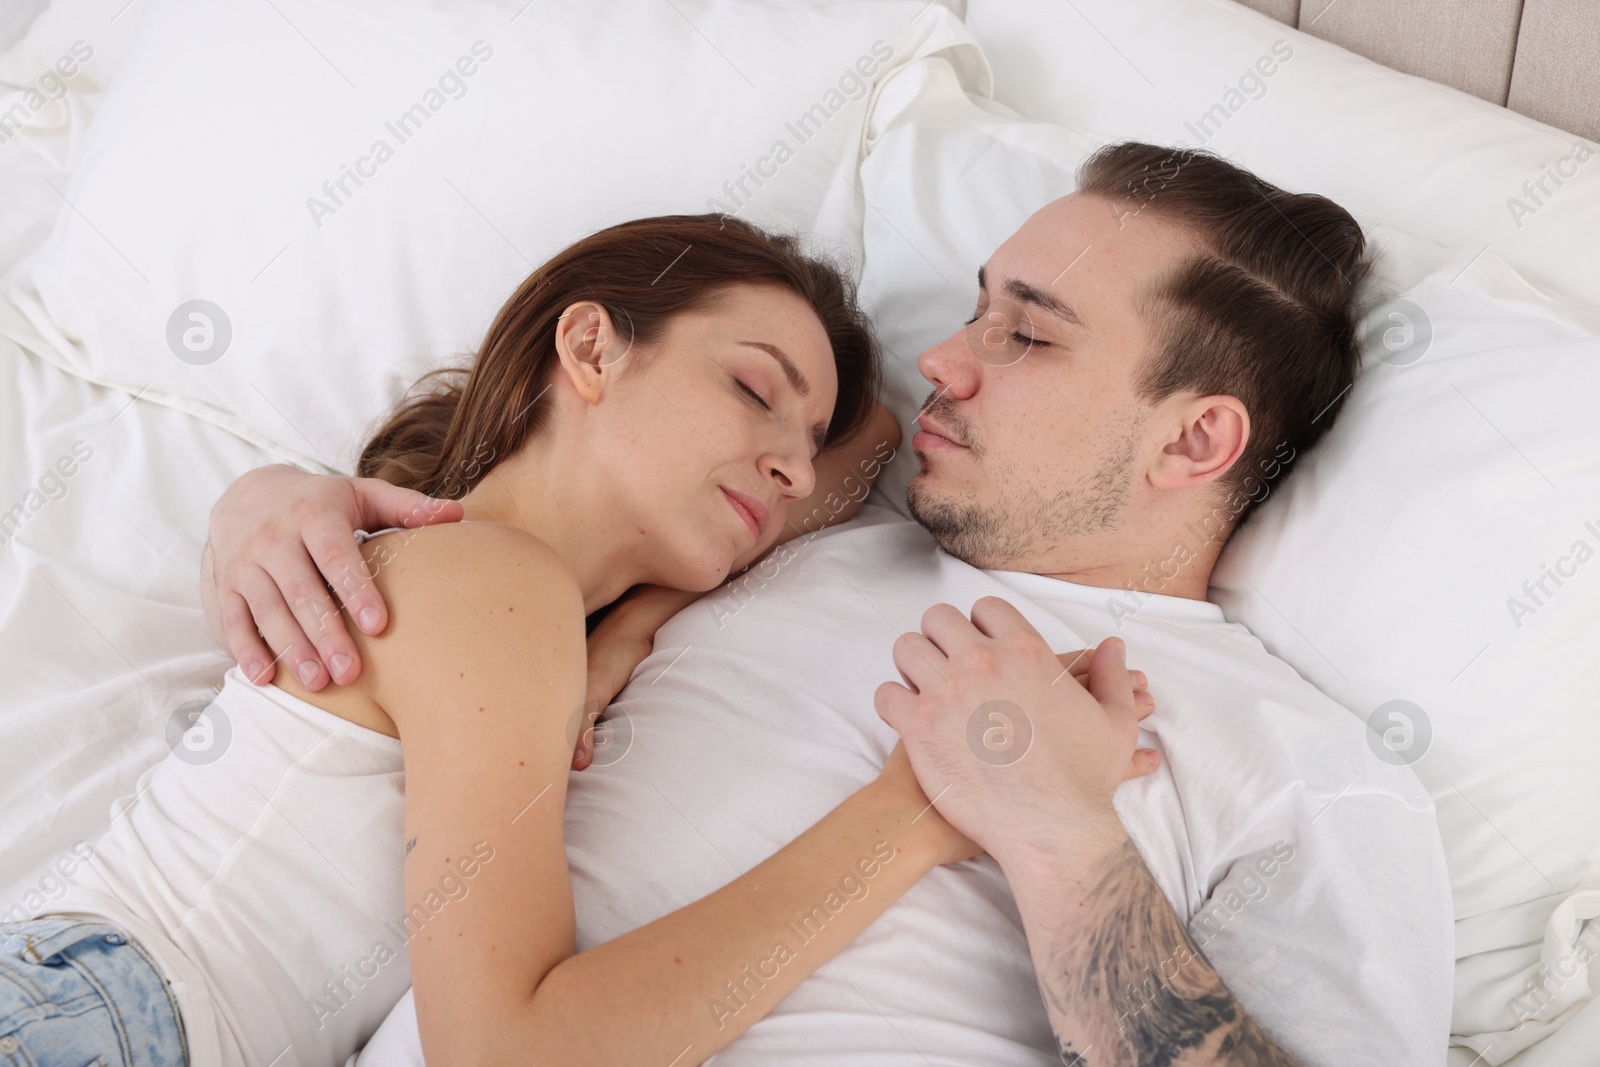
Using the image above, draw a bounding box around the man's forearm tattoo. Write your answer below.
[1040,847,1301,1067]
[1058,1038,1092,1066]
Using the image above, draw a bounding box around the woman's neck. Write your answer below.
[457,447,639,615]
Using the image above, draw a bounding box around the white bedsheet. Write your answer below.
[0,325,286,918]
[0,59,295,909]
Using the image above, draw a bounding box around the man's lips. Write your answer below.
[913,415,968,453]
[720,486,770,542]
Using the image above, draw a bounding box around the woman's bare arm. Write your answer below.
[348,519,967,1067]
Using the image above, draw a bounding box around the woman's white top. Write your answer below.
[56,664,409,1067]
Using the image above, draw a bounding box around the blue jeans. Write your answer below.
[0,917,186,1067]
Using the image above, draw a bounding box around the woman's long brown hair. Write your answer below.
[358,214,881,498]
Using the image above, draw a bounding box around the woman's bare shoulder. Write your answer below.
[351,521,588,718]
[362,520,575,591]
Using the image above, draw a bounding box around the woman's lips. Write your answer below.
[720,486,769,542]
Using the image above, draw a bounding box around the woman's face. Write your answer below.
[558,282,839,591]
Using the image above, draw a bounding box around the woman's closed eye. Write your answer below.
[736,378,772,411]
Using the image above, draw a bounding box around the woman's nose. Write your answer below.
[765,443,816,502]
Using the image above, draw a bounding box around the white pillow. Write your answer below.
[963,0,1600,317]
[856,54,1600,1061]
[1211,257,1600,1060]
[10,0,984,471]
[0,0,136,174]
[0,0,148,93]
[0,0,54,62]
[857,55,1096,512]
[0,0,50,61]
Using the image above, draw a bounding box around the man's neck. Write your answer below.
[1032,558,1211,601]
[1019,521,1229,602]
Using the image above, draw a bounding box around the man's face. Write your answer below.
[906,192,1201,573]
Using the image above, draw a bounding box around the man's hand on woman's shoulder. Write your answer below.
[201,464,462,691]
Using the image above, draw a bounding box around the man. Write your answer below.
[205,144,1453,1065]
[867,144,1454,1065]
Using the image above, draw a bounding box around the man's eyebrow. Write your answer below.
[738,340,829,451]
[976,264,1087,329]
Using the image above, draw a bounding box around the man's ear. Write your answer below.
[553,301,629,405]
[1150,394,1249,490]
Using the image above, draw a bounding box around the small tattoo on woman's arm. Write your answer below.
[405,836,418,856]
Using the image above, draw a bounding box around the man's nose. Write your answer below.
[917,329,982,401]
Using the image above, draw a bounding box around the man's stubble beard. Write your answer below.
[906,429,1138,571]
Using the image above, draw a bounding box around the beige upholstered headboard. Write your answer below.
[1235,0,1599,141]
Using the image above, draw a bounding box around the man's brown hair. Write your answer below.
[1078,142,1371,525]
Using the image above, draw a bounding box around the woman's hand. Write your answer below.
[574,585,702,769]
[872,742,982,867]
[1057,647,1158,754]
[202,464,462,689]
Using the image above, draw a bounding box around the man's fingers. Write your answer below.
[969,595,1039,643]
[218,591,276,685]
[340,478,461,641]
[295,522,383,684]
[1122,747,1162,781]
[892,631,948,695]
[355,476,463,531]
[1056,648,1093,678]
[237,567,328,691]
[305,523,389,639]
[268,553,362,686]
[328,478,460,653]
[874,679,916,728]
[919,602,981,658]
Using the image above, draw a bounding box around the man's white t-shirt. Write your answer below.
[358,506,1453,1066]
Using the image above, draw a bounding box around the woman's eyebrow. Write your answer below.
[737,340,810,397]
[736,339,827,452]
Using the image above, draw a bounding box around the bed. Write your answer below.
[2,1,1596,1064]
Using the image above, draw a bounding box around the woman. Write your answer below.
[2,214,1145,1067]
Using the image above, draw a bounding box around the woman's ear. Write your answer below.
[553,301,628,405]
[1149,393,1250,490]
